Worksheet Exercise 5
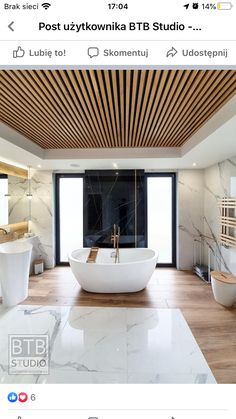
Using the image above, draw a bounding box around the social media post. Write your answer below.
[0,1,236,419]
[0,67,235,417]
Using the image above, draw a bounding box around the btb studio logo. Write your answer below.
[9,335,49,375]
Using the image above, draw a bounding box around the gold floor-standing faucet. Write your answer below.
[111,224,120,263]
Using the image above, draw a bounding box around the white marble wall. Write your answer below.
[8,171,55,268]
[177,158,236,273]
[177,170,204,270]
[29,170,55,269]
[204,157,236,274]
[7,171,55,270]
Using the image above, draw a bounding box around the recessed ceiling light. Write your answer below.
[70,164,80,168]
[37,164,42,168]
[113,163,118,169]
[192,162,197,167]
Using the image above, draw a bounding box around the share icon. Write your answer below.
[166,47,178,58]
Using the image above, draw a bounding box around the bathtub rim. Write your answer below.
[68,247,158,267]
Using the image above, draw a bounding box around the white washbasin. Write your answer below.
[0,241,32,307]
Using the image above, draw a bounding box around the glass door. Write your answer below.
[56,175,83,264]
[147,174,176,266]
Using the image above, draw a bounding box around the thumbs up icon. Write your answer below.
[13,46,25,58]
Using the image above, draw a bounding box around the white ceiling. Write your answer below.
[0,95,236,171]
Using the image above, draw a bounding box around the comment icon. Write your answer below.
[88,47,100,58]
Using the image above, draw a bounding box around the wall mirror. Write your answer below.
[0,161,29,225]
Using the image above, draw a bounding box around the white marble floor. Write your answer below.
[0,305,216,384]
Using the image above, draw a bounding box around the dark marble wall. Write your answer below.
[84,170,146,248]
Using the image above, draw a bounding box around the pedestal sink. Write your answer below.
[0,241,32,307]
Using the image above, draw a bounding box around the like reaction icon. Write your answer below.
[13,46,25,58]
[8,392,18,403]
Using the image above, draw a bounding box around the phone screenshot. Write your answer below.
[0,0,235,418]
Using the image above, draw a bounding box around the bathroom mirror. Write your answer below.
[0,174,8,225]
[0,162,29,225]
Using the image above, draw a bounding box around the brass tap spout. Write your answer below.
[111,224,120,263]
[111,223,117,248]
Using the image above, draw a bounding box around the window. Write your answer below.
[147,174,176,266]
[56,175,83,264]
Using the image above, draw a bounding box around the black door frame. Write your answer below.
[145,173,177,268]
[55,173,84,265]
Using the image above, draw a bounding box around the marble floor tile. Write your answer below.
[126,309,214,376]
[127,373,216,384]
[38,370,127,384]
[68,306,127,332]
[51,328,127,373]
[0,305,216,384]
[0,373,38,384]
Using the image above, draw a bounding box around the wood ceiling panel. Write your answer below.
[0,70,235,149]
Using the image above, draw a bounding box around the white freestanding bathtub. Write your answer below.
[69,248,158,293]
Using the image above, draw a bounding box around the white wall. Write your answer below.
[177,170,204,269]
[177,158,236,273]
[204,158,236,274]
[29,170,55,269]
[4,170,55,269]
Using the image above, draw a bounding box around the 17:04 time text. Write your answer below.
[108,3,129,9]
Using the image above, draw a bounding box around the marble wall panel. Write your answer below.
[29,170,55,269]
[84,170,145,248]
[177,170,205,270]
[204,157,236,274]
[177,159,236,273]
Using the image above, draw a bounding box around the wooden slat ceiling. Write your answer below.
[0,70,235,149]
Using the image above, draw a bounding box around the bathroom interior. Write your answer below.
[0,69,236,384]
